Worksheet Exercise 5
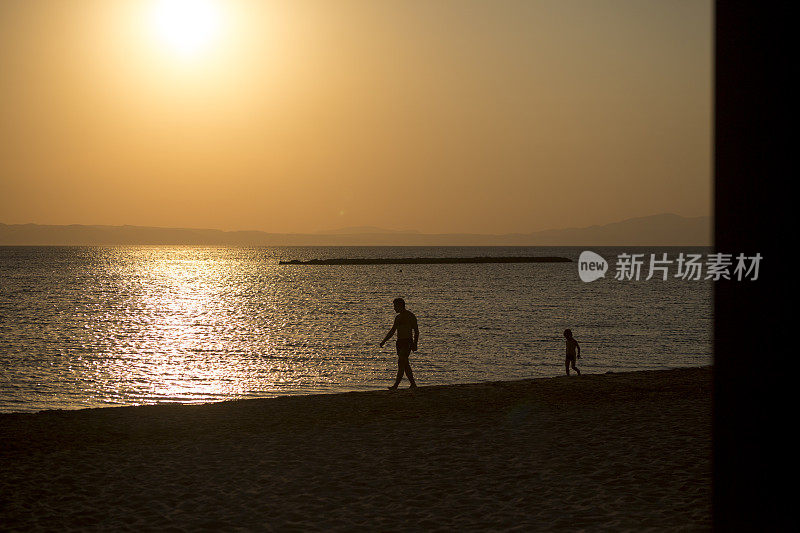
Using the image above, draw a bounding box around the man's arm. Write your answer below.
[412,314,419,350]
[576,340,581,358]
[379,317,398,347]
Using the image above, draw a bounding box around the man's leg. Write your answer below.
[572,360,581,376]
[565,359,570,375]
[404,357,417,388]
[389,356,404,389]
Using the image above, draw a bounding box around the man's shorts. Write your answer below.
[396,338,413,357]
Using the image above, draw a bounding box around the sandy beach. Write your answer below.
[1,367,711,531]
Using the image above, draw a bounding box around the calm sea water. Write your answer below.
[0,246,711,413]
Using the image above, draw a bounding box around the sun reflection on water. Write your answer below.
[119,249,273,404]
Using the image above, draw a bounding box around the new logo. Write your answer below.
[578,251,608,282]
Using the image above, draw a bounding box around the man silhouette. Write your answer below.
[380,298,419,390]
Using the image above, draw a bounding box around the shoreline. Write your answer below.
[1,367,712,530]
[1,364,711,417]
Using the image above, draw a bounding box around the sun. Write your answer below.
[150,0,223,59]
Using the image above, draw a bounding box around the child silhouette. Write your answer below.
[563,329,581,376]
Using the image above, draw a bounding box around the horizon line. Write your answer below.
[0,212,711,237]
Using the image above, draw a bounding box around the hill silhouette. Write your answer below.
[0,214,710,246]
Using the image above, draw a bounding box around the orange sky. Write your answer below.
[0,0,711,234]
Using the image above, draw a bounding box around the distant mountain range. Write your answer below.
[314,226,420,234]
[0,214,711,246]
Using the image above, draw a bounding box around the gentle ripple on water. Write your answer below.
[0,246,712,412]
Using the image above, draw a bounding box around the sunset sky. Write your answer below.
[0,0,711,234]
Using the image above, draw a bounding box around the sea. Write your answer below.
[0,246,712,413]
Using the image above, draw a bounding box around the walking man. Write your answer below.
[380,298,419,390]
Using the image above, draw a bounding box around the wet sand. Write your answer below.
[0,367,711,531]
